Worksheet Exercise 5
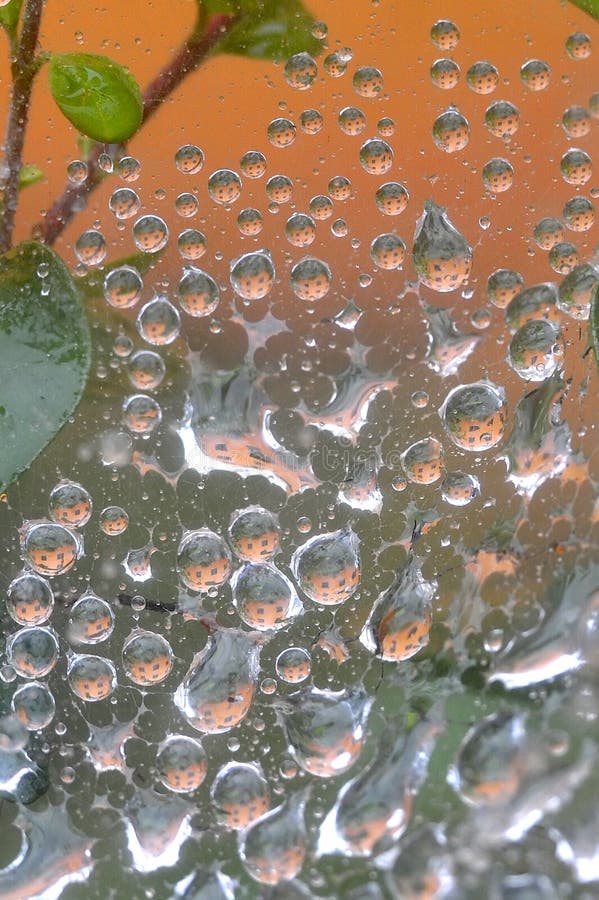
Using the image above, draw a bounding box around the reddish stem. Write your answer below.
[0,0,44,253]
[37,13,237,247]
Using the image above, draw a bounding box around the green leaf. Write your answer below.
[0,241,91,490]
[48,52,142,143]
[568,0,599,20]
[203,0,321,61]
[0,0,23,37]
[19,164,44,190]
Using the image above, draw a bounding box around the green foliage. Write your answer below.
[202,0,321,60]
[569,0,599,19]
[18,163,43,189]
[0,0,23,37]
[0,242,90,490]
[48,52,143,143]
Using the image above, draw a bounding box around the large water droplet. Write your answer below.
[239,790,308,884]
[440,382,507,450]
[413,201,472,292]
[291,527,360,605]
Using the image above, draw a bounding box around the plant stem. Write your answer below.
[38,12,238,247]
[0,0,44,253]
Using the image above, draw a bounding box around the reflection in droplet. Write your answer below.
[430,58,460,90]
[157,735,207,793]
[370,233,406,269]
[520,59,551,91]
[413,201,472,292]
[123,394,162,434]
[177,529,232,592]
[68,593,114,644]
[23,522,80,576]
[432,108,470,152]
[12,681,55,731]
[179,268,220,317]
[430,19,460,50]
[508,319,563,382]
[231,563,302,631]
[68,654,117,701]
[104,265,143,309]
[467,60,499,93]
[239,790,308,885]
[109,187,141,220]
[133,215,169,253]
[442,471,481,506]
[99,506,129,536]
[276,647,312,683]
[211,762,270,829]
[441,382,507,450]
[174,144,204,174]
[292,527,360,606]
[49,481,92,528]
[128,350,166,390]
[75,230,106,266]
[7,573,54,626]
[290,257,332,300]
[137,297,181,345]
[8,627,59,678]
[122,630,173,685]
[285,213,316,247]
[231,250,276,300]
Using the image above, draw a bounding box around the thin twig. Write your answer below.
[0,0,44,253]
[38,12,238,247]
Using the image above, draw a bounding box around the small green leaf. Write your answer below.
[568,0,599,20]
[0,0,23,37]
[203,0,321,61]
[48,52,142,143]
[19,164,44,190]
[0,241,91,490]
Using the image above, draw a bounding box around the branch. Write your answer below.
[0,0,44,253]
[37,12,238,247]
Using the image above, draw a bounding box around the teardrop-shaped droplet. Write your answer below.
[291,526,361,605]
[239,790,308,885]
[413,201,472,292]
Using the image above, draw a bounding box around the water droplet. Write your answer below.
[123,394,162,434]
[299,108,323,134]
[68,654,117,701]
[413,200,472,292]
[177,529,232,592]
[157,735,207,792]
[137,297,181,345]
[485,100,520,138]
[533,217,564,250]
[177,228,207,261]
[566,32,592,60]
[230,250,276,300]
[229,506,280,562]
[211,762,270,829]
[431,19,460,50]
[352,65,383,98]
[98,152,113,173]
[290,256,332,300]
[267,118,296,148]
[8,627,59,678]
[557,263,599,319]
[338,106,366,135]
[328,175,352,200]
[276,647,311,683]
[450,713,524,807]
[466,60,499,94]
[324,51,349,77]
[430,58,460,90]
[231,563,302,631]
[549,241,578,274]
[49,480,92,527]
[113,334,134,358]
[285,212,316,247]
[331,218,348,237]
[174,144,204,174]
[240,790,307,884]
[440,382,507,450]
[237,207,263,236]
[505,282,558,330]
[375,181,409,215]
[12,682,55,731]
[75,229,106,266]
[562,105,591,138]
[508,319,563,381]
[442,471,481,506]
[266,174,293,204]
[23,521,80,576]
[178,267,220,317]
[361,559,434,661]
[432,108,470,152]
[122,629,173,685]
[401,437,444,484]
[99,505,129,536]
[240,150,267,179]
[520,59,551,91]
[7,573,54,626]
[291,526,360,605]
[67,159,87,184]
[68,592,114,644]
[117,156,141,182]
[127,350,166,390]
[378,116,395,136]
[109,187,141,220]
[482,157,514,192]
[359,138,393,174]
[103,265,143,309]
[370,233,406,269]
[175,629,260,733]
[563,196,595,231]
[175,192,199,218]
[284,51,317,90]
[133,215,169,252]
[560,148,592,186]
[309,194,334,220]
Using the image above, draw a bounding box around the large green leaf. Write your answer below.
[48,52,142,143]
[0,241,90,490]
[202,0,321,60]
[569,0,599,19]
